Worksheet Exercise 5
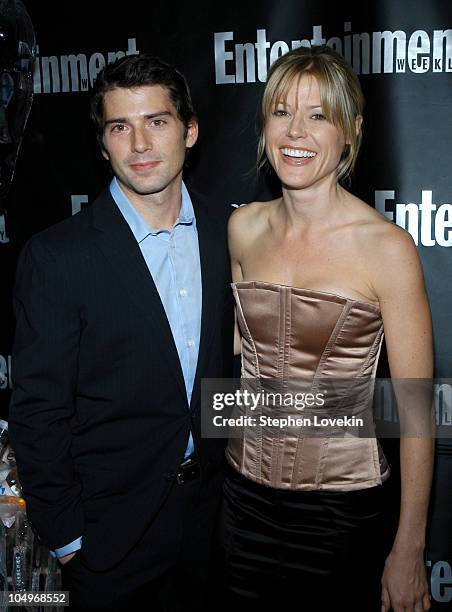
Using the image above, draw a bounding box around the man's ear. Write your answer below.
[101,141,109,161]
[185,118,199,149]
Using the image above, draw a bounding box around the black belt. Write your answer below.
[176,456,201,485]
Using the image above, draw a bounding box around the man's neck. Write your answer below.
[120,178,183,231]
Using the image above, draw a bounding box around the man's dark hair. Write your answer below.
[90,54,195,147]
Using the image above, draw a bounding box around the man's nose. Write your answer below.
[131,126,151,152]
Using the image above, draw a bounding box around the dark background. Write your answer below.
[1,1,451,607]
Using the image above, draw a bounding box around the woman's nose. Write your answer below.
[287,114,307,139]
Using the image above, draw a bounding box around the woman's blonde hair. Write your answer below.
[258,45,364,184]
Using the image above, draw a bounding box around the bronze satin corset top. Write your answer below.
[226,280,390,491]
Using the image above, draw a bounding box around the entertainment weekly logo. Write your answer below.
[232,190,452,248]
[214,23,452,83]
[427,559,452,604]
[375,190,451,247]
[33,38,139,94]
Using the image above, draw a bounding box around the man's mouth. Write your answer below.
[129,160,161,172]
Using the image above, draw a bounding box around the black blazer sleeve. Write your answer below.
[9,237,85,549]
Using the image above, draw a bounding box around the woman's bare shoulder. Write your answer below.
[228,199,278,240]
[358,201,414,252]
[347,194,412,248]
[346,196,422,293]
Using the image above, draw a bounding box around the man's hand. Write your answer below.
[58,552,76,565]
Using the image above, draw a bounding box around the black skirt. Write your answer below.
[216,465,394,612]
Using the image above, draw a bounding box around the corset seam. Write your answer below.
[315,307,384,487]
[368,330,386,486]
[311,301,353,392]
[232,284,262,479]
[371,438,383,485]
[359,326,385,378]
[277,285,288,378]
[233,285,260,379]
[271,287,292,485]
[311,301,351,486]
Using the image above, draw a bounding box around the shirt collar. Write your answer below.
[110,177,196,243]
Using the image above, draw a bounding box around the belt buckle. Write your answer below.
[176,456,200,485]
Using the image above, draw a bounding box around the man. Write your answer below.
[9,54,233,611]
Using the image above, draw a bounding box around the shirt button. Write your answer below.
[187,340,195,348]
[179,288,187,297]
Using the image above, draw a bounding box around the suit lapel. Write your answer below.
[191,198,224,409]
[91,190,187,400]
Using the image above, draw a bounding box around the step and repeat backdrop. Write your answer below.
[0,0,451,607]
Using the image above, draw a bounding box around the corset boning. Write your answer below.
[226,281,390,491]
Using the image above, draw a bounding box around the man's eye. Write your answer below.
[111,124,126,133]
[151,119,166,127]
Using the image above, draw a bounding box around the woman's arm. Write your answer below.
[372,226,434,612]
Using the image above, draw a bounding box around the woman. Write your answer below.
[221,45,433,612]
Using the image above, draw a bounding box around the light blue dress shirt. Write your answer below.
[111,176,202,434]
[52,178,202,558]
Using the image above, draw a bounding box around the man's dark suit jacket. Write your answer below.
[8,187,234,572]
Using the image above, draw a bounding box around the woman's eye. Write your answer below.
[311,113,326,120]
[273,109,289,117]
